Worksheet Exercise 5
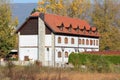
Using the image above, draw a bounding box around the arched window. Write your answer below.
[82,39,85,45]
[79,39,81,44]
[58,51,61,58]
[64,37,68,44]
[65,51,68,58]
[71,38,74,44]
[96,40,98,46]
[94,40,95,45]
[58,37,61,43]
[86,39,89,45]
[90,40,93,45]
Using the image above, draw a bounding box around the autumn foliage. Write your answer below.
[36,0,120,51]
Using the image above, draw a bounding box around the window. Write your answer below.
[71,38,74,44]
[79,39,81,44]
[58,37,61,43]
[64,37,68,44]
[58,51,61,58]
[59,23,64,31]
[24,56,29,61]
[94,40,95,45]
[68,24,72,32]
[86,39,89,45]
[89,30,92,34]
[83,26,86,34]
[60,27,63,31]
[90,40,93,45]
[96,40,98,46]
[76,27,79,32]
[68,27,72,32]
[82,39,85,45]
[65,51,68,58]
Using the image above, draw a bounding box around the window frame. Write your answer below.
[64,37,68,44]
[79,39,81,44]
[71,38,74,44]
[82,39,85,45]
[86,39,89,45]
[58,51,62,58]
[65,51,68,58]
[58,37,61,43]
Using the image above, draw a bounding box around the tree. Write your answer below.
[91,0,120,50]
[36,0,120,50]
[37,0,91,17]
[67,0,91,19]
[0,0,18,58]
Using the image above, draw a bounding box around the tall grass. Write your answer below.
[0,62,70,80]
[0,62,120,80]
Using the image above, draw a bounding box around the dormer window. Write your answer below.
[89,28,92,34]
[83,26,86,34]
[75,26,79,33]
[58,23,64,31]
[60,27,63,31]
[95,29,98,35]
[68,24,72,32]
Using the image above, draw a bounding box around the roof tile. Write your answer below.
[31,12,99,37]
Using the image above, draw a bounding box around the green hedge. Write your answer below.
[68,53,120,72]
[104,55,120,64]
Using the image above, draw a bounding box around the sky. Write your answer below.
[12,0,40,3]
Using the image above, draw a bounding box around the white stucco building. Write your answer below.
[16,12,100,67]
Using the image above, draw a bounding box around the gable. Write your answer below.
[18,17,38,35]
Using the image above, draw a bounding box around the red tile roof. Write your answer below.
[31,12,99,37]
[30,12,40,17]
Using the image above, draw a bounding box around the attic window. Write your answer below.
[60,27,63,31]
[58,23,64,31]
[83,26,86,34]
[89,28,92,34]
[68,24,72,32]
[75,26,79,33]
[95,29,98,35]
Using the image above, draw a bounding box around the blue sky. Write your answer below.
[12,0,40,3]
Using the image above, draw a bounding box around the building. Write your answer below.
[16,12,99,67]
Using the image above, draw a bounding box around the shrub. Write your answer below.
[68,53,120,72]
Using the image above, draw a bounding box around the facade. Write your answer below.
[17,12,99,67]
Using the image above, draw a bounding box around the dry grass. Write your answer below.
[36,72,120,80]
[0,62,120,80]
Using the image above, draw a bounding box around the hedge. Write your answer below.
[68,53,120,72]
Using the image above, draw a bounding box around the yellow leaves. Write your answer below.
[37,7,46,13]
[37,0,90,17]
[43,0,65,15]
[92,0,120,50]
[57,3,63,9]
[38,1,44,5]
[37,0,46,13]
[69,0,91,18]
[72,6,77,11]
[0,0,18,55]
